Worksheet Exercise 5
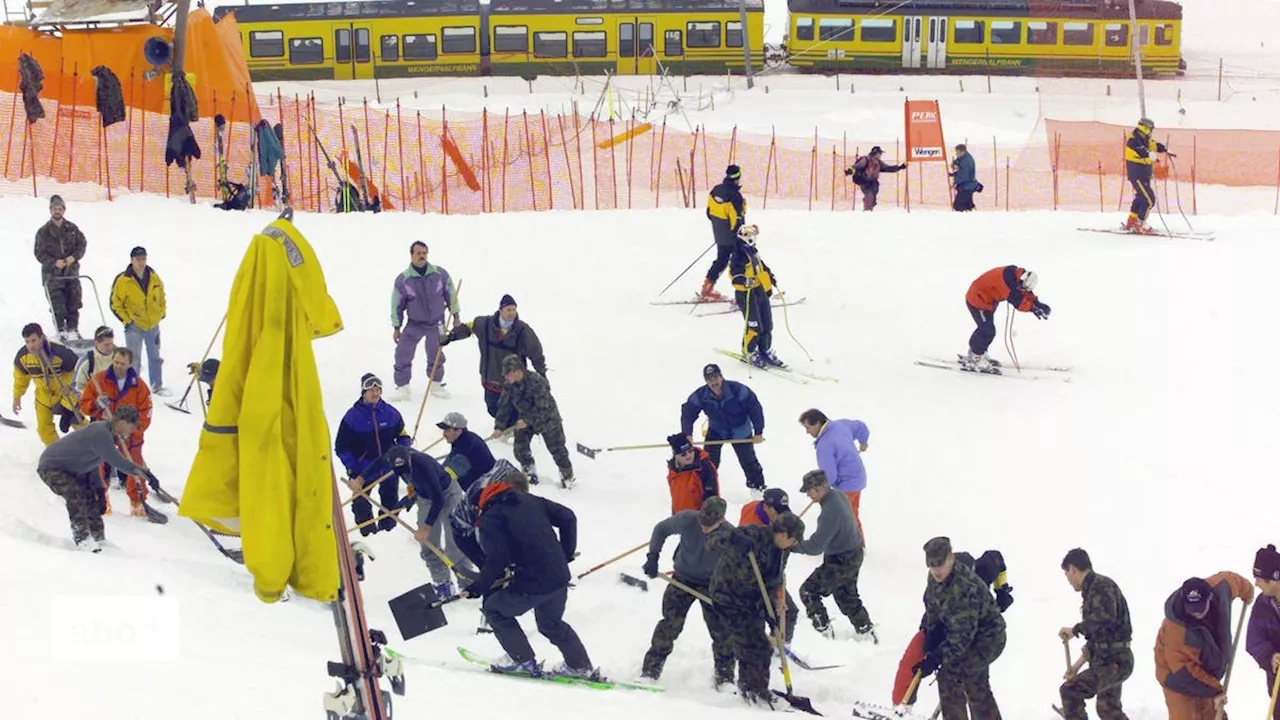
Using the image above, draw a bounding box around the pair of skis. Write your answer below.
[713,348,839,385]
[914,355,1073,383]
[1077,226,1214,242]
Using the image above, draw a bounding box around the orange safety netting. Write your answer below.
[2,86,1278,216]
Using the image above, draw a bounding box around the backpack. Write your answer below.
[851,157,869,185]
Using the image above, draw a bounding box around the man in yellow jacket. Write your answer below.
[13,322,81,445]
[110,246,168,395]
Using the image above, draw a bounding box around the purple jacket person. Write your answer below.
[391,241,460,391]
[799,408,869,545]
[1247,544,1280,719]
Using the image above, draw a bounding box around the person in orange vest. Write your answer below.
[738,488,798,647]
[79,346,153,517]
[666,433,719,515]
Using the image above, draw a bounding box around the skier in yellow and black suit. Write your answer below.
[702,165,746,301]
[729,227,785,370]
[1124,117,1169,234]
[13,322,82,445]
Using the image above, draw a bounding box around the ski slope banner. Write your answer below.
[903,98,948,212]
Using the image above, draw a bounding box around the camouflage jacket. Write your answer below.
[924,561,1007,668]
[495,369,561,434]
[708,524,788,606]
[1072,572,1132,657]
[34,219,87,279]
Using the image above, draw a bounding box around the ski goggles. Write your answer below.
[362,376,383,391]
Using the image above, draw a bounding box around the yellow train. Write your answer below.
[785,0,1185,76]
[212,0,766,81]
[212,0,1184,81]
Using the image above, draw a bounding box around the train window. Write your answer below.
[288,38,324,65]
[533,31,568,58]
[1026,21,1056,45]
[620,23,634,57]
[686,22,720,48]
[860,18,894,43]
[952,20,983,44]
[1104,23,1127,46]
[249,30,285,58]
[665,29,683,56]
[336,29,351,64]
[403,34,438,60]
[818,18,853,42]
[795,17,814,42]
[494,25,529,53]
[381,35,399,62]
[1062,22,1093,46]
[355,28,370,62]
[573,31,607,57]
[575,17,603,25]
[442,26,477,54]
[727,21,743,48]
[990,21,1020,45]
[1155,23,1174,46]
[639,23,655,57]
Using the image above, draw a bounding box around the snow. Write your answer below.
[1,193,1279,720]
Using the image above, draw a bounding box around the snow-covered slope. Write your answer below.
[1,195,1277,720]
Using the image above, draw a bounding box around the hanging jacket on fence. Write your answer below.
[18,53,45,124]
[257,120,284,176]
[165,74,201,169]
[89,66,124,127]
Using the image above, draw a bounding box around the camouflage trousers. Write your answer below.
[640,577,733,683]
[938,632,1006,720]
[1059,648,1133,720]
[37,467,105,543]
[513,422,573,476]
[44,272,83,332]
[717,597,774,704]
[799,548,871,632]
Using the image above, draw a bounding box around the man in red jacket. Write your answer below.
[665,433,719,515]
[1155,571,1253,720]
[962,265,1050,374]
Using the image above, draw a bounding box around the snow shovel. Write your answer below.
[388,581,453,641]
[576,437,760,459]
[0,410,25,428]
[749,553,820,715]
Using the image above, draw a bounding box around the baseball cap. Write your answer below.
[1181,577,1213,613]
[924,536,952,567]
[799,469,829,493]
[761,488,790,513]
[702,363,722,379]
[130,246,147,258]
[437,412,468,430]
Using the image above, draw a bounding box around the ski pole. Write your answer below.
[778,289,813,362]
[1166,152,1196,233]
[657,242,715,297]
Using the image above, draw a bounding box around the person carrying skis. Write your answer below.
[708,511,805,708]
[963,265,1051,373]
[729,224,785,369]
[336,373,410,536]
[36,406,147,552]
[460,470,597,680]
[639,497,735,685]
[1058,548,1134,720]
[846,146,906,212]
[680,363,766,492]
[1124,117,1169,234]
[792,470,873,640]
[665,433,719,515]
[79,346,154,518]
[702,164,746,301]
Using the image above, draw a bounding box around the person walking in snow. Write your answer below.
[950,144,981,212]
[963,265,1050,374]
[798,408,869,545]
[336,373,410,536]
[680,363,766,492]
[109,246,168,395]
[846,146,906,212]
[34,195,87,343]
[442,294,547,420]
[36,406,147,552]
[391,241,460,398]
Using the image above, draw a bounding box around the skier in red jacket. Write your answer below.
[962,266,1050,374]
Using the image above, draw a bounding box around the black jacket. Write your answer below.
[446,312,547,393]
[443,429,496,491]
[472,485,576,596]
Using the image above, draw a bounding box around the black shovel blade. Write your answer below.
[389,582,449,641]
[574,443,599,459]
[618,573,649,591]
[772,689,822,716]
[0,417,26,428]
[165,402,191,415]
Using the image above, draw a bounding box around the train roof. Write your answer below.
[487,0,764,14]
[212,0,481,23]
[785,0,1181,20]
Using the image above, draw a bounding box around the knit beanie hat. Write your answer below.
[1255,544,1280,581]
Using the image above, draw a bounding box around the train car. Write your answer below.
[212,0,484,81]
[784,0,1185,76]
[484,0,764,78]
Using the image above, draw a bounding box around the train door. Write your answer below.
[926,16,948,69]
[616,17,657,75]
[333,22,375,80]
[901,16,922,68]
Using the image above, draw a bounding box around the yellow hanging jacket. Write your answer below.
[180,217,344,603]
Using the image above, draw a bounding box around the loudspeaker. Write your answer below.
[143,36,172,68]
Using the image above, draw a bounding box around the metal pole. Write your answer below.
[169,0,192,77]
[1128,0,1146,117]
[737,0,754,89]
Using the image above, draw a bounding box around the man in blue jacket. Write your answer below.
[460,474,596,680]
[950,144,980,212]
[386,445,468,600]
[336,373,410,536]
[680,363,766,492]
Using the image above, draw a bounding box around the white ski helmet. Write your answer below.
[738,224,760,246]
[1020,270,1038,292]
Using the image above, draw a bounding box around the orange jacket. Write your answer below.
[1155,571,1254,698]
[966,265,1037,313]
[739,500,770,527]
[667,448,719,515]
[79,366,152,444]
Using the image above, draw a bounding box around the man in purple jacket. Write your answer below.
[798,408,869,547]
[391,241,460,398]
[1247,543,1280,719]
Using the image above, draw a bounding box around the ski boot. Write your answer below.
[76,536,102,553]
[428,382,450,399]
[549,662,603,682]
[1123,214,1155,234]
[699,278,724,302]
[962,350,1000,375]
[762,348,786,368]
[559,467,577,489]
[748,350,770,369]
[521,463,540,486]
[491,655,541,676]
[853,621,879,643]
